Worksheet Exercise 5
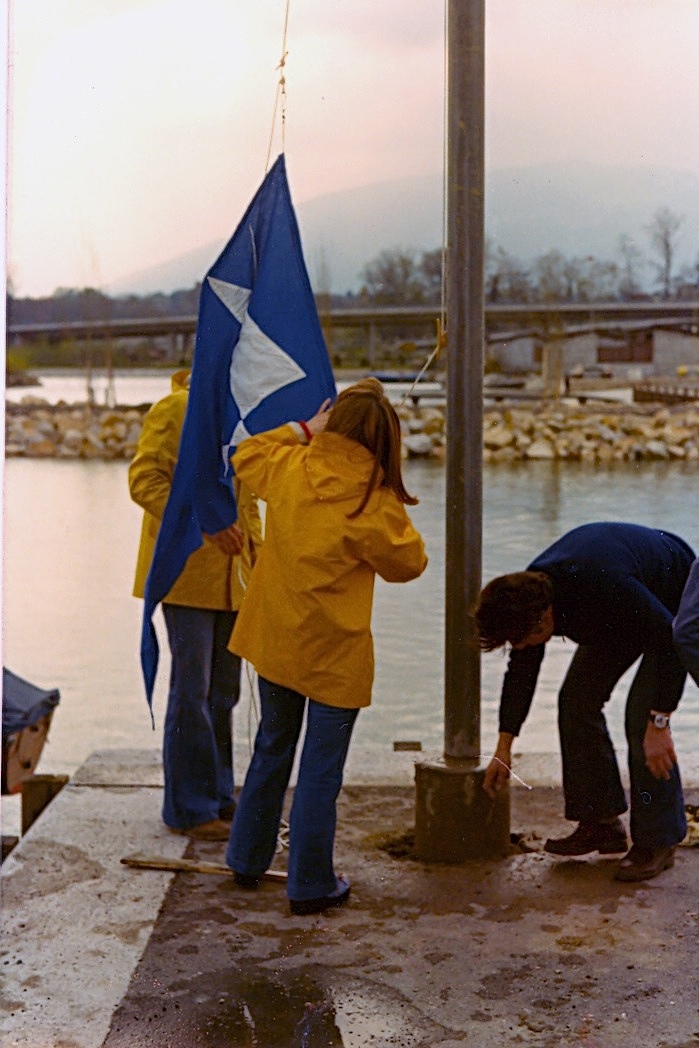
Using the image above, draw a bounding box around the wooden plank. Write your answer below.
[21,774,70,834]
[120,853,287,881]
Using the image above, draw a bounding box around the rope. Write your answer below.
[265,0,291,171]
[440,0,449,331]
[397,320,447,407]
[242,659,289,853]
[398,0,449,409]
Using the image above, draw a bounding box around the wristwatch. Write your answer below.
[648,711,671,730]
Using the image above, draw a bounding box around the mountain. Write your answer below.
[107,162,699,297]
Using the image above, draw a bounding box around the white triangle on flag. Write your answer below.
[230,313,306,418]
[207,277,251,323]
[221,418,252,473]
[227,418,252,453]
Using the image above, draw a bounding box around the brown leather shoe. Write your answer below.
[544,818,627,856]
[168,819,231,842]
[614,844,676,882]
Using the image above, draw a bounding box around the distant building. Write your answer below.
[488,325,698,379]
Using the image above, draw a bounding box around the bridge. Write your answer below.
[7,301,699,365]
[8,301,699,341]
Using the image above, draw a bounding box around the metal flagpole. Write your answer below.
[415,0,510,862]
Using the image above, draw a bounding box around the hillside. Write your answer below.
[107,161,699,297]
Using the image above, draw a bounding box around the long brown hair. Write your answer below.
[325,378,418,518]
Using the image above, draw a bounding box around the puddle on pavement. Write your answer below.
[192,968,440,1047]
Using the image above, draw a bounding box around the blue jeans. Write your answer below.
[558,640,687,848]
[226,676,359,901]
[162,604,240,830]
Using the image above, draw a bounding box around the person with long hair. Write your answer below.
[225,378,427,914]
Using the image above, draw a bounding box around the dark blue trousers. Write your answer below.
[558,641,687,848]
[226,676,359,901]
[162,604,240,830]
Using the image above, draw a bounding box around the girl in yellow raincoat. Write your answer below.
[226,378,427,914]
[130,370,262,841]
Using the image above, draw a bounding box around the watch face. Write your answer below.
[651,713,669,728]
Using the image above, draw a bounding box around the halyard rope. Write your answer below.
[265,0,291,172]
[398,0,449,407]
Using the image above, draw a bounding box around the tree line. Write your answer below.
[357,207,698,306]
[6,207,697,331]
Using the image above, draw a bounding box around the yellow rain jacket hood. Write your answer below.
[229,424,427,708]
[129,370,262,610]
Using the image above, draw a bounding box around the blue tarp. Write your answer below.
[2,668,60,738]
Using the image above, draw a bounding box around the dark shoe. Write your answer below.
[544,818,627,856]
[614,844,676,882]
[233,871,260,890]
[219,803,237,822]
[290,876,351,916]
[168,818,231,842]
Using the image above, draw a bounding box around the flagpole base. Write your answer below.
[414,756,510,863]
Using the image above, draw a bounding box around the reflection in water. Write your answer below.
[196,973,343,1047]
[294,999,344,1048]
[2,456,698,793]
[540,460,563,523]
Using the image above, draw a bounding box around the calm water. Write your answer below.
[3,373,699,833]
[5,367,178,408]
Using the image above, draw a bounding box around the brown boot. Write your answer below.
[614,844,676,882]
[168,818,231,841]
[544,818,627,856]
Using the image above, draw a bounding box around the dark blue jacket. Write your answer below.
[673,557,699,687]
[499,522,695,736]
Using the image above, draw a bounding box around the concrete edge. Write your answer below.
[0,753,187,1048]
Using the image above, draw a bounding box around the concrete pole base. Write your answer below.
[414,757,510,863]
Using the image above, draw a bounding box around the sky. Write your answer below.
[4,0,699,298]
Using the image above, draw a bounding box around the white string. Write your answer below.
[489,756,533,791]
[265,0,291,171]
[440,0,449,331]
[242,660,289,852]
[398,338,443,407]
[398,1,449,409]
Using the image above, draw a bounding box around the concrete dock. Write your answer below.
[1,749,697,1048]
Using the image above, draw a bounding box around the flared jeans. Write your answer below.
[162,604,240,829]
[226,676,359,901]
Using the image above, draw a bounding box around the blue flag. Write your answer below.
[140,153,337,714]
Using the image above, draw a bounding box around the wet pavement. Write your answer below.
[1,750,698,1048]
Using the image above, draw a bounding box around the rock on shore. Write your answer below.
[5,395,699,463]
[399,397,699,463]
[5,401,147,460]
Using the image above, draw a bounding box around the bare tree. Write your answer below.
[533,250,569,302]
[419,248,443,304]
[646,207,683,298]
[577,258,620,302]
[485,245,531,303]
[359,248,426,305]
[677,253,699,299]
[617,234,645,300]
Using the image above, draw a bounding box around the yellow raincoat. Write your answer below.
[229,424,427,708]
[129,370,262,610]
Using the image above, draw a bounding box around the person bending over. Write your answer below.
[475,521,693,882]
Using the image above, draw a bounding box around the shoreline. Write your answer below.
[6,391,699,463]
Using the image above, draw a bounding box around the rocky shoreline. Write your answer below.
[6,393,699,463]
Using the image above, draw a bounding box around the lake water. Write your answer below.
[5,367,179,409]
[3,372,699,835]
